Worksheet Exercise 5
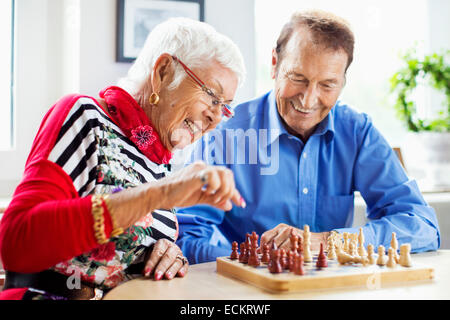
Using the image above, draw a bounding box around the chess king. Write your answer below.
[176,9,440,264]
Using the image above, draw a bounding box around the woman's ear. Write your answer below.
[151,53,175,94]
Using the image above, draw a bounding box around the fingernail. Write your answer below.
[240,196,246,208]
[144,267,151,277]
[165,271,173,279]
[178,269,185,277]
[154,271,163,281]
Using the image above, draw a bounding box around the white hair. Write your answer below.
[118,17,246,95]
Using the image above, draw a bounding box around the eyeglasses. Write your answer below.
[172,55,235,119]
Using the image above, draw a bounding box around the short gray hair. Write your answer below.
[118,17,246,95]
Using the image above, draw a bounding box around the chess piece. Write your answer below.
[230,241,239,260]
[238,242,246,263]
[367,244,376,265]
[268,249,283,274]
[261,243,270,264]
[290,233,299,252]
[327,238,337,260]
[297,236,303,255]
[358,227,367,258]
[387,247,397,268]
[337,246,354,265]
[303,225,312,262]
[343,232,350,254]
[243,234,251,264]
[376,245,388,266]
[280,249,289,270]
[349,240,358,257]
[248,233,260,267]
[399,243,412,267]
[293,252,305,275]
[288,250,295,271]
[390,232,400,262]
[316,243,328,268]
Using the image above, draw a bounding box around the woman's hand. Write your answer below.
[158,161,245,211]
[142,239,188,280]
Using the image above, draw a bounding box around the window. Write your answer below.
[0,0,14,151]
[255,0,435,147]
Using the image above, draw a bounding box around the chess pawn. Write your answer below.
[230,241,239,260]
[376,245,388,266]
[327,239,337,260]
[261,243,270,264]
[238,242,246,263]
[367,244,376,265]
[387,247,397,268]
[399,243,412,267]
[288,250,296,271]
[290,233,299,251]
[248,239,260,267]
[297,236,303,255]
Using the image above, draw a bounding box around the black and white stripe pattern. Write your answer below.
[47,97,178,244]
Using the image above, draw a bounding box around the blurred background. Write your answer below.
[0,0,449,247]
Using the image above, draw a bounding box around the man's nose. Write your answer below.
[300,85,318,109]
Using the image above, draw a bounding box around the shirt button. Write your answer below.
[302,187,308,194]
[303,152,307,158]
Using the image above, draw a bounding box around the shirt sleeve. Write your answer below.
[334,116,440,252]
[0,95,114,273]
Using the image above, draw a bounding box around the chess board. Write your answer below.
[216,254,434,293]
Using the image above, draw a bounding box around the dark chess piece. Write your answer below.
[293,252,305,275]
[297,236,303,255]
[230,241,239,260]
[238,242,246,263]
[268,249,283,274]
[280,249,289,270]
[316,242,328,268]
[248,233,260,267]
[261,243,270,263]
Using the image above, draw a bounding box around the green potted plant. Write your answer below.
[389,49,450,188]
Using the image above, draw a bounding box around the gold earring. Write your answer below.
[149,92,160,106]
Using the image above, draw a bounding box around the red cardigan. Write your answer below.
[0,94,113,275]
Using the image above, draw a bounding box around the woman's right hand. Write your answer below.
[157,161,245,211]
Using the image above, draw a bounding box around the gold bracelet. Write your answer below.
[103,194,124,238]
[91,194,108,245]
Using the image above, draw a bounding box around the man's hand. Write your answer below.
[260,223,330,252]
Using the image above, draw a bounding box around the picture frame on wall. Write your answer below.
[116,0,205,62]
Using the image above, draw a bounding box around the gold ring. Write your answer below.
[176,254,188,265]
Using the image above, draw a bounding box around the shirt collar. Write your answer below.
[263,90,336,147]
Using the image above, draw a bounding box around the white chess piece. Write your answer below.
[358,227,367,258]
[399,243,412,267]
[376,245,388,266]
[327,239,337,260]
[387,247,397,268]
[390,232,400,262]
[303,225,312,262]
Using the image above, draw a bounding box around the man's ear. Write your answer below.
[270,48,279,80]
[151,53,174,94]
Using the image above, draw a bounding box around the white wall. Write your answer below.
[0,0,256,197]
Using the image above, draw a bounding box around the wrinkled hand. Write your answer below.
[260,223,329,252]
[143,239,188,281]
[160,161,245,211]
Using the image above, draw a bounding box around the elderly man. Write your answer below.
[176,10,440,264]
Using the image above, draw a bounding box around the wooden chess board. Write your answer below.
[216,254,434,293]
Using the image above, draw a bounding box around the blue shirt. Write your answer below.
[176,90,440,264]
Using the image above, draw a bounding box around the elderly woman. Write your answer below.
[0,18,246,300]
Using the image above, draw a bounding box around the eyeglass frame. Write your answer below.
[171,55,234,119]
